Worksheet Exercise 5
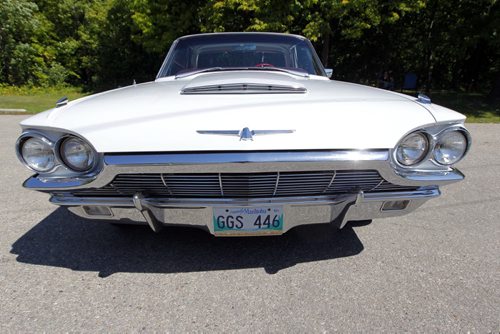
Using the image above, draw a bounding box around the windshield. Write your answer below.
[156,33,326,78]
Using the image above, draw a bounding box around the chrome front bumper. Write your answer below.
[24,150,459,235]
[51,188,440,235]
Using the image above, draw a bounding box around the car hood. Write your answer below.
[21,71,463,153]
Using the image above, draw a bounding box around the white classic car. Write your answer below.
[16,32,471,236]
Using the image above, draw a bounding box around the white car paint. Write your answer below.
[21,71,465,153]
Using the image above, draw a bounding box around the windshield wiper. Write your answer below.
[247,67,309,78]
[175,67,224,79]
[175,66,309,79]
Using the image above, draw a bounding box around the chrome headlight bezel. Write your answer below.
[56,135,98,172]
[394,131,431,167]
[15,132,57,173]
[432,127,471,166]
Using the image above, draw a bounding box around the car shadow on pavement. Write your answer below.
[11,207,368,277]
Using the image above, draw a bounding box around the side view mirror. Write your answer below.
[325,68,333,78]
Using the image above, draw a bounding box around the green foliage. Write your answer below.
[130,0,203,53]
[0,0,498,94]
[0,0,40,85]
[92,0,157,90]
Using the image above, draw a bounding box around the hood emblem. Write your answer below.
[197,127,295,141]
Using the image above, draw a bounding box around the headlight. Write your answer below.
[433,131,468,165]
[59,137,96,172]
[395,132,429,166]
[20,137,56,172]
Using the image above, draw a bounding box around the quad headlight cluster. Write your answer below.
[395,127,470,167]
[16,133,97,173]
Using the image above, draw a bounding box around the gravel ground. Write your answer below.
[0,116,498,332]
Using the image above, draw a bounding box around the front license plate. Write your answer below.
[213,206,284,235]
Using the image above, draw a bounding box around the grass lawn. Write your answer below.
[0,86,87,114]
[0,86,498,123]
[430,91,500,123]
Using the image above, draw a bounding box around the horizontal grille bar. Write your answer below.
[72,170,419,198]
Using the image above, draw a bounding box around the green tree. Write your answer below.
[0,0,497,94]
[130,0,204,54]
[413,0,499,91]
[94,0,159,90]
[34,0,103,86]
[0,0,41,84]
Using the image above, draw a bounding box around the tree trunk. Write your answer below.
[425,51,434,95]
[424,18,435,94]
[321,31,330,67]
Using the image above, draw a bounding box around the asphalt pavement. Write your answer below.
[0,115,498,332]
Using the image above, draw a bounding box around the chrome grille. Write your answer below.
[72,170,418,198]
